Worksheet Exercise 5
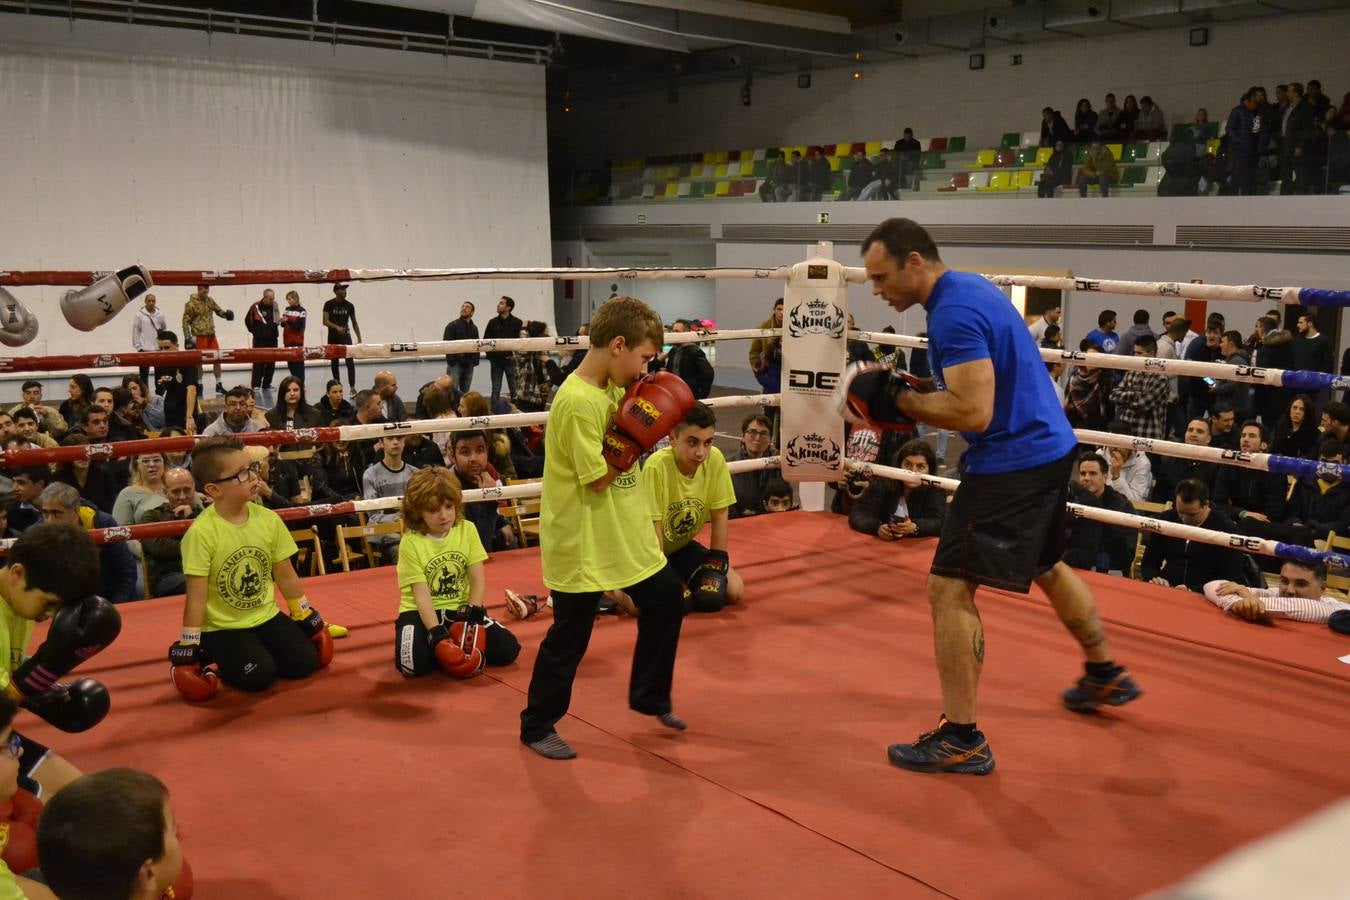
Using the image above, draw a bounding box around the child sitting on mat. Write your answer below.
[167,435,336,700]
[394,466,520,678]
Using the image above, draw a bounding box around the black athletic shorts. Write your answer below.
[15,732,51,796]
[930,449,1075,593]
[666,539,710,583]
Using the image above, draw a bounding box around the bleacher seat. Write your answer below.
[641,183,655,199]
[947,136,966,152]
[1016,147,1038,166]
[1205,138,1220,156]
[968,149,998,168]
[831,173,846,193]
[677,183,691,198]
[1013,170,1034,190]
[1142,166,1162,187]
[714,163,729,177]
[727,150,741,162]
[979,172,1011,191]
[752,148,766,161]
[1106,143,1123,160]
[922,152,945,169]
[1020,131,1039,148]
[689,182,704,199]
[1121,143,1148,163]
[834,143,851,157]
[714,181,730,197]
[865,140,882,156]
[1000,132,1020,148]
[753,159,767,177]
[822,144,837,157]
[827,156,842,172]
[1171,122,1219,142]
[1144,142,1166,163]
[739,160,755,176]
[1120,167,1146,187]
[663,183,679,199]
[938,173,970,192]
[968,171,991,189]
[994,148,1017,167]
[1074,144,1090,165]
[1035,147,1054,166]
[850,142,866,156]
[928,137,948,152]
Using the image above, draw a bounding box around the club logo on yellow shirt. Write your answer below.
[664,499,705,544]
[426,551,468,601]
[216,547,272,610]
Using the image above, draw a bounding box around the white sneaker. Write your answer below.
[504,589,542,620]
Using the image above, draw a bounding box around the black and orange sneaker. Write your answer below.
[887,718,995,775]
[1062,668,1142,713]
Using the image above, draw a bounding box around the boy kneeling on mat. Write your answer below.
[613,402,743,613]
[0,525,119,800]
[394,466,520,677]
[168,435,336,700]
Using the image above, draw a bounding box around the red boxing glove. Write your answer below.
[602,375,696,471]
[835,362,921,433]
[169,636,218,702]
[288,599,334,667]
[163,856,194,899]
[0,791,41,875]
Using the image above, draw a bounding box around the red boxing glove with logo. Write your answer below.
[835,362,921,433]
[602,374,696,472]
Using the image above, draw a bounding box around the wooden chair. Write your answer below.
[1323,531,1350,594]
[335,520,403,572]
[134,542,151,599]
[1130,500,1171,580]
[504,478,543,546]
[289,527,326,576]
[279,448,319,462]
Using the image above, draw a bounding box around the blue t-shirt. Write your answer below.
[924,270,1078,474]
[1085,328,1120,353]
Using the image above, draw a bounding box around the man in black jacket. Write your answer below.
[483,296,524,404]
[1152,418,1219,502]
[662,320,714,399]
[245,289,280,403]
[1067,453,1137,575]
[1279,83,1317,195]
[443,301,480,395]
[1214,422,1287,526]
[1141,479,1248,591]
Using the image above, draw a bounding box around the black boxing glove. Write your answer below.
[10,596,121,700]
[21,678,110,733]
[222,309,235,321]
[835,362,921,433]
[688,549,730,613]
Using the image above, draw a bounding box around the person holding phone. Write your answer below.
[848,440,949,540]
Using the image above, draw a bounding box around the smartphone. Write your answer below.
[1202,376,1216,387]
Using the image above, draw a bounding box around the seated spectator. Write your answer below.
[314,437,361,502]
[38,482,139,603]
[121,374,160,433]
[251,445,303,511]
[107,388,145,443]
[1096,92,1122,140]
[112,452,170,525]
[403,430,447,471]
[860,145,899,200]
[1203,560,1350,625]
[316,379,356,425]
[8,380,66,439]
[372,370,406,423]
[1152,418,1219,502]
[1266,440,1350,546]
[202,387,262,436]
[845,314,874,366]
[1269,393,1319,458]
[876,325,907,370]
[1067,452,1137,574]
[362,435,416,561]
[760,478,795,513]
[1039,106,1073,147]
[1072,98,1098,142]
[839,147,874,201]
[264,376,322,433]
[802,146,833,201]
[1098,423,1153,504]
[1141,479,1248,591]
[36,768,187,900]
[58,374,95,430]
[1314,401,1350,459]
[455,392,515,479]
[1207,404,1238,451]
[848,439,947,541]
[447,431,516,552]
[414,375,457,421]
[138,466,201,597]
[7,465,50,533]
[1077,138,1119,197]
[1135,95,1167,141]
[91,386,115,416]
[1178,108,1212,144]
[488,398,543,479]
[53,434,119,515]
[1109,334,1167,440]
[244,388,270,429]
[11,409,56,450]
[1214,421,1286,526]
[161,426,190,470]
[759,150,787,202]
[1116,94,1140,141]
[662,320,714,400]
[0,507,16,540]
[729,413,775,518]
[1038,140,1072,197]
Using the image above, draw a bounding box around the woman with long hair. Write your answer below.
[1117,94,1140,141]
[848,439,949,540]
[265,376,321,431]
[1072,97,1097,142]
[53,433,118,514]
[113,452,171,525]
[316,379,355,425]
[1269,393,1319,458]
[59,374,96,428]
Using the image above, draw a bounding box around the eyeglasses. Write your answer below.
[3,734,22,760]
[744,429,771,438]
[213,462,262,484]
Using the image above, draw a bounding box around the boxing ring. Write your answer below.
[5,258,1350,898]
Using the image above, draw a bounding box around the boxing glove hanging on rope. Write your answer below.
[61,264,153,331]
[0,287,38,348]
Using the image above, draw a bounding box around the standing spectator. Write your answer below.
[1116,94,1141,141]
[748,298,784,409]
[322,283,362,393]
[1157,316,1188,436]
[1085,310,1120,353]
[803,146,833,201]
[1077,139,1119,197]
[782,150,805,202]
[1292,310,1335,382]
[1096,93,1122,140]
[58,374,95,430]
[562,322,589,378]
[443,301,480,395]
[1135,96,1167,141]
[1181,324,1223,420]
[316,379,355,426]
[663,321,714,400]
[1254,313,1293,427]
[1306,79,1332,120]
[373,370,406,423]
[1039,107,1073,147]
[279,290,308,386]
[839,147,874,201]
[895,130,922,191]
[845,314,873,365]
[1280,83,1316,195]
[244,290,280,405]
[130,292,166,382]
[1214,331,1254,420]
[1072,98,1098,142]
[181,284,233,396]
[1116,309,1156,357]
[153,331,199,434]
[8,381,66,440]
[1038,140,1072,197]
[38,483,139,603]
[139,466,202,597]
[513,321,560,412]
[483,296,524,405]
[1226,90,1262,195]
[1109,335,1168,440]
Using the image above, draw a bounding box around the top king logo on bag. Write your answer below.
[788,297,845,339]
[784,431,842,468]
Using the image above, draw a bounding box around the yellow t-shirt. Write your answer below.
[397,521,488,614]
[181,503,299,632]
[643,446,737,553]
[0,601,36,695]
[540,376,665,593]
[0,859,23,900]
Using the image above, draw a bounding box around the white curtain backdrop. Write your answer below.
[0,15,552,360]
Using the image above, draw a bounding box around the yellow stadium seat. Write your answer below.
[1206,138,1220,156]
[662,183,678,198]
[1013,170,1034,189]
[979,172,1011,191]
[714,163,728,177]
[714,181,730,196]
[833,142,851,157]
[864,140,882,156]
[741,149,755,163]
[967,149,998,168]
[828,156,842,172]
[1107,143,1123,160]
[1035,147,1053,166]
[739,160,754,176]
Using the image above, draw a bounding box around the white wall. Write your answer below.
[560,7,1350,168]
[0,15,552,363]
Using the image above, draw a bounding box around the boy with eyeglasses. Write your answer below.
[729,413,775,518]
[166,436,336,700]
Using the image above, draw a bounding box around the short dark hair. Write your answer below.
[861,218,941,264]
[762,478,793,501]
[12,465,50,486]
[157,329,178,344]
[1098,310,1116,328]
[224,386,251,403]
[37,768,170,900]
[675,402,716,433]
[190,434,245,487]
[1240,420,1269,443]
[1319,440,1348,461]
[12,407,37,424]
[1175,479,1209,505]
[1078,452,1109,475]
[1324,402,1350,427]
[0,693,17,733]
[21,380,41,392]
[7,523,99,605]
[740,413,772,434]
[1221,330,1243,347]
[80,406,107,425]
[1135,334,1157,352]
[111,387,135,410]
[894,438,937,474]
[450,429,489,452]
[1283,558,1328,583]
[1132,309,1149,325]
[353,389,379,410]
[93,386,114,399]
[500,296,516,310]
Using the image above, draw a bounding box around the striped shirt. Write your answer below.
[1203,581,1350,624]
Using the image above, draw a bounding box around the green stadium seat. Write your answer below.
[1074,144,1090,165]
[1000,132,1019,148]
[1016,147,1038,165]
[922,152,945,169]
[947,136,966,152]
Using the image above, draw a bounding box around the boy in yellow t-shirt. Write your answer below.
[519,296,691,760]
[167,435,335,698]
[394,467,520,677]
[640,402,743,613]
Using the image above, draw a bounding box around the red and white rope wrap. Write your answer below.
[1,393,781,468]
[0,455,782,550]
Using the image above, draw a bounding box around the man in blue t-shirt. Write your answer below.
[844,217,1142,776]
[1085,309,1120,353]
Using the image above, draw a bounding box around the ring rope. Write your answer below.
[1076,428,1348,482]
[852,329,1350,393]
[0,455,782,550]
[0,328,774,375]
[0,393,782,468]
[850,459,1350,571]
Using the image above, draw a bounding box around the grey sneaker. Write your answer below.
[523,734,577,760]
